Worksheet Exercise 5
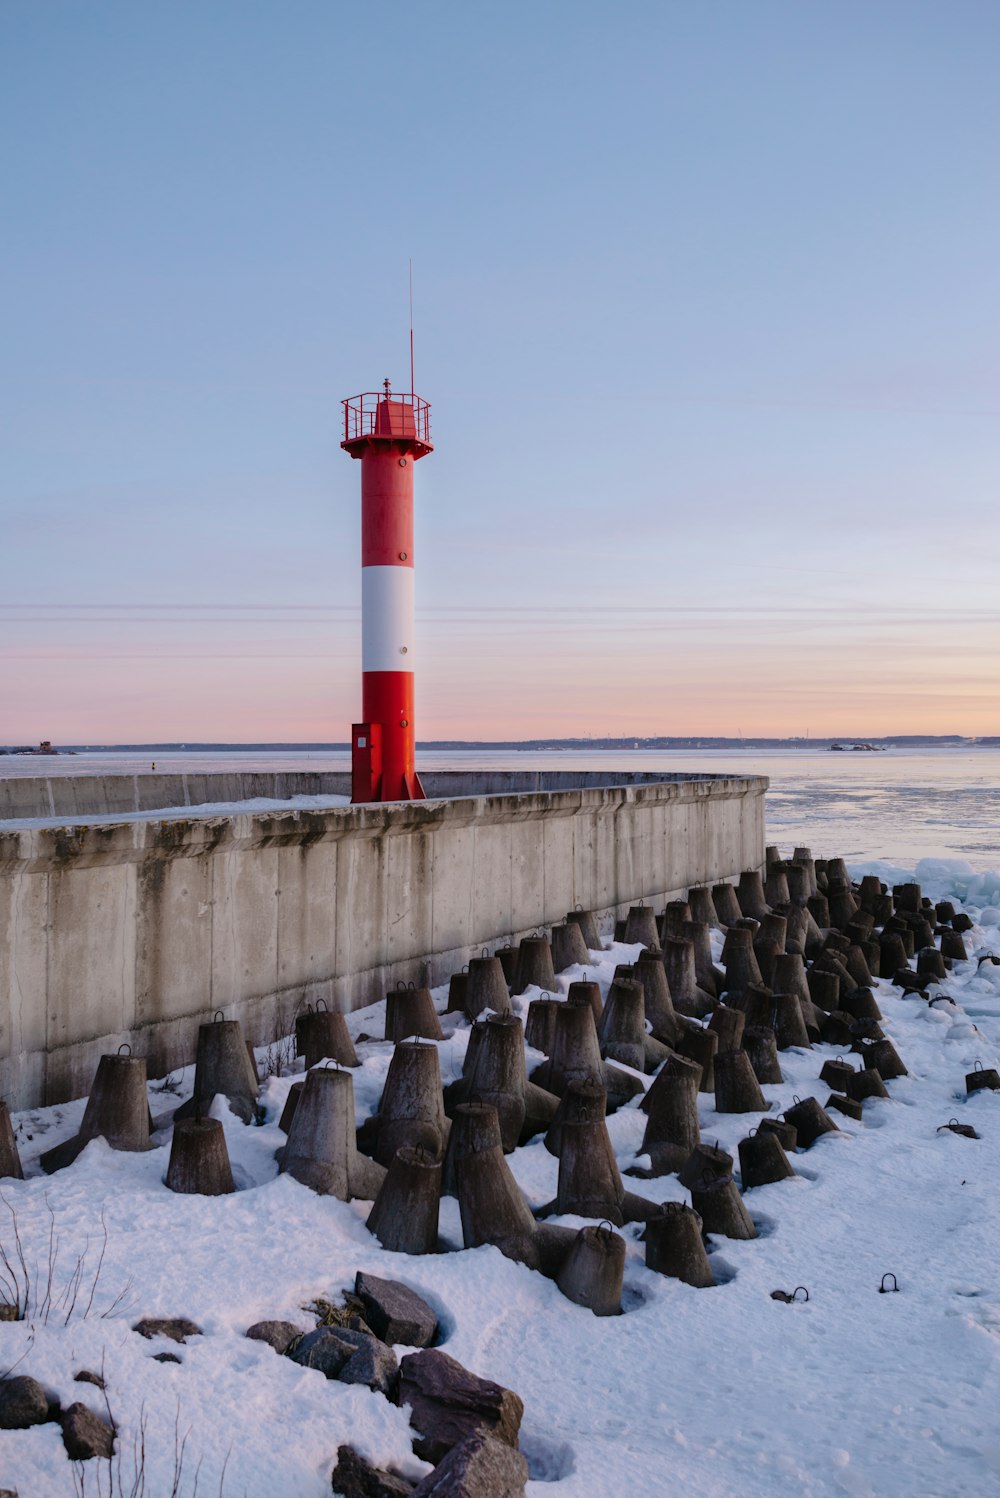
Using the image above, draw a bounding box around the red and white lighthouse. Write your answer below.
[342,379,432,802]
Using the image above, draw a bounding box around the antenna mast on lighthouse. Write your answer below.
[341,352,432,802]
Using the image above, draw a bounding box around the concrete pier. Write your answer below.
[0,770,766,1108]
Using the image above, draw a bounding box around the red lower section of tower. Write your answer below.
[352,671,426,802]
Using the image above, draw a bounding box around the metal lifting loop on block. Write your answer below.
[213,1009,225,1023]
[598,1219,615,1237]
[879,1273,899,1294]
[117,1042,132,1056]
[396,980,407,991]
[974,1060,985,1072]
[315,999,328,1013]
[792,1286,809,1303]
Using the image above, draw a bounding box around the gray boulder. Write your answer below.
[245,1320,302,1355]
[62,1402,115,1460]
[0,1376,50,1430]
[399,1350,523,1465]
[330,1444,414,1497]
[132,1317,201,1344]
[410,1430,528,1497]
[354,1274,438,1348]
[290,1327,398,1396]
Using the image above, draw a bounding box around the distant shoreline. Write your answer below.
[3,735,997,756]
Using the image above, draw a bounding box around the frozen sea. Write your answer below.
[3,745,999,867]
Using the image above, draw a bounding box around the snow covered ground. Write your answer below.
[3,856,1000,1496]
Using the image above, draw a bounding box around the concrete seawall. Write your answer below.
[0,772,767,1109]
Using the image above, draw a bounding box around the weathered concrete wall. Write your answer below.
[6,768,730,821]
[0,773,767,1109]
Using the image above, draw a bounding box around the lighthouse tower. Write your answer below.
[342,380,432,802]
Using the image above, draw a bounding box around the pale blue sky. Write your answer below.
[3,1,999,740]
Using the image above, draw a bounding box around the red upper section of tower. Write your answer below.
[342,385,433,459]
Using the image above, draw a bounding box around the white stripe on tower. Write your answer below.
[362,565,415,674]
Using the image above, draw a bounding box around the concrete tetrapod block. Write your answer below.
[859,874,885,912]
[175,1018,260,1126]
[846,1067,889,1103]
[764,864,791,908]
[753,939,782,990]
[826,1092,864,1121]
[459,1013,559,1150]
[464,956,512,1022]
[737,870,770,922]
[893,880,922,913]
[712,882,744,928]
[765,845,782,868]
[634,949,680,1046]
[688,885,721,927]
[623,905,659,947]
[917,948,948,981]
[531,1002,642,1112]
[708,1005,745,1054]
[556,1223,626,1316]
[691,1174,757,1240]
[664,939,714,1019]
[772,952,811,1008]
[41,1053,153,1174]
[565,980,603,1026]
[445,971,469,1015]
[598,979,658,1073]
[495,945,518,987]
[632,1053,702,1178]
[738,1129,796,1188]
[728,983,776,1031]
[940,929,968,962]
[782,904,811,955]
[566,908,602,951]
[165,1118,235,1196]
[524,998,560,1056]
[385,985,445,1044]
[808,893,831,928]
[513,936,557,995]
[452,1103,573,1275]
[683,919,722,999]
[758,1116,797,1151]
[0,1102,24,1181]
[819,1058,857,1093]
[771,993,812,1051]
[807,968,841,1014]
[757,912,788,953]
[366,1145,442,1255]
[278,1080,304,1134]
[820,1010,856,1047]
[862,1039,908,1080]
[879,932,910,978]
[742,1026,784,1085]
[278,1067,386,1200]
[783,1096,840,1148]
[676,1024,718,1093]
[721,927,763,996]
[645,1203,715,1287]
[547,1118,660,1227]
[361,1041,450,1167]
[662,901,693,942]
[827,880,858,931]
[845,944,875,988]
[677,1141,733,1192]
[295,1006,359,1070]
[544,1078,607,1158]
[714,1049,768,1114]
[550,921,590,973]
[792,848,818,896]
